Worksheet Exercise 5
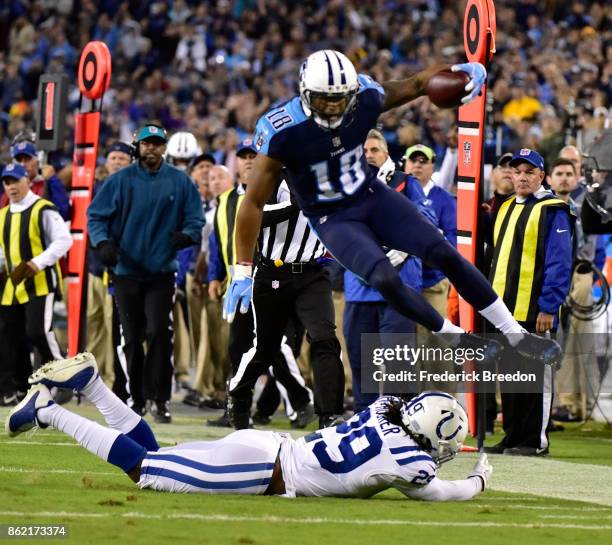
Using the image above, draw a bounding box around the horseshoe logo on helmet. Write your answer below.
[436,411,463,440]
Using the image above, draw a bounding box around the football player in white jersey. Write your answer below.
[7,353,492,501]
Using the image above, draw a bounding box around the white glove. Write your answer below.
[386,249,409,267]
[468,453,493,491]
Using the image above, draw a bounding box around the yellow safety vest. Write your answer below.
[0,198,63,305]
[214,187,244,289]
[490,194,570,323]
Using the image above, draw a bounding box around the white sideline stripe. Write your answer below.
[0,466,120,477]
[539,515,612,520]
[474,504,610,512]
[1,441,78,447]
[0,511,610,530]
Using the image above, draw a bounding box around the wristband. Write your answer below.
[234,263,253,278]
[468,475,485,492]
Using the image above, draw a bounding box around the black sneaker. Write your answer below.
[252,411,272,425]
[318,414,344,429]
[182,389,203,407]
[503,446,549,456]
[291,402,315,429]
[199,397,225,410]
[207,410,232,428]
[152,401,172,423]
[515,333,562,368]
[0,393,18,406]
[230,409,252,430]
[131,402,147,417]
[551,405,581,423]
[482,442,507,454]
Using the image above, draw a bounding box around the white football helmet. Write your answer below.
[401,391,468,464]
[166,131,201,170]
[299,50,359,129]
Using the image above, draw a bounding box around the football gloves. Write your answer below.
[222,264,253,323]
[468,453,493,491]
[451,62,487,104]
[97,240,119,268]
[386,249,409,268]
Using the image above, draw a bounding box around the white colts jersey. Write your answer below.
[280,397,438,497]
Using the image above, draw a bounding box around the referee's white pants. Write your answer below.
[138,430,284,495]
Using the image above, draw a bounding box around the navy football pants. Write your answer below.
[310,181,498,332]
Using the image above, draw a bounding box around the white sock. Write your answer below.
[82,376,141,434]
[434,318,465,334]
[37,404,120,462]
[478,298,526,345]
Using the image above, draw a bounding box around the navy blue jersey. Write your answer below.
[254,75,385,217]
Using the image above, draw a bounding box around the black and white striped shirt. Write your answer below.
[258,181,325,264]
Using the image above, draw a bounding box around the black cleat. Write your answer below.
[515,333,562,368]
[199,397,225,410]
[152,401,172,423]
[182,389,203,407]
[252,412,272,426]
[503,446,549,457]
[482,442,508,454]
[291,402,316,429]
[457,333,503,365]
[318,414,344,429]
[230,409,252,430]
[130,402,147,417]
[207,410,233,428]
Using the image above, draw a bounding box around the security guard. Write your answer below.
[484,149,573,456]
[0,163,72,404]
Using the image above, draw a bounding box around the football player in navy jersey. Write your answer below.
[225,50,561,370]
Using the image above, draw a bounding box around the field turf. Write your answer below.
[1,401,610,545]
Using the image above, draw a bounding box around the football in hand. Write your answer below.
[425,69,471,108]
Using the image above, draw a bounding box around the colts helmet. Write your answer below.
[299,50,359,129]
[400,392,468,464]
[166,131,201,171]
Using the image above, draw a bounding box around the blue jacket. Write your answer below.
[345,173,429,302]
[208,230,225,283]
[538,207,574,315]
[87,160,204,278]
[421,184,457,289]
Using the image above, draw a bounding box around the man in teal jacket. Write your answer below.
[87,124,204,423]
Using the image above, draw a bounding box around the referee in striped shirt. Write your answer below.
[229,178,345,429]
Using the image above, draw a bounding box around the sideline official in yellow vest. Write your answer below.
[0,163,72,403]
[485,149,573,457]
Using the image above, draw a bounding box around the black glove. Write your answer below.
[98,240,119,267]
[170,231,195,250]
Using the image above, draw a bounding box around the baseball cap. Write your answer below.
[135,124,168,143]
[236,138,257,157]
[496,152,513,167]
[11,141,37,159]
[106,141,132,156]
[1,163,28,181]
[509,148,545,170]
[404,144,435,162]
[192,152,216,167]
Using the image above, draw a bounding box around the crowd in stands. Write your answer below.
[0,0,610,171]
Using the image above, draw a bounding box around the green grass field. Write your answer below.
[1,402,611,545]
